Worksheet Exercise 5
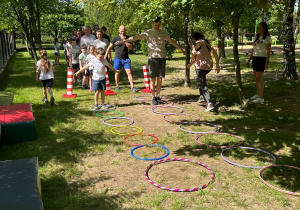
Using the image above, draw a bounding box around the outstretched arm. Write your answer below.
[75,64,89,76]
[104,43,114,59]
[165,37,185,55]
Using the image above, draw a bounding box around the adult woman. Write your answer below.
[80,26,96,49]
[247,22,271,104]
[187,32,220,112]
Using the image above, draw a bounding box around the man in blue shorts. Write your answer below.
[105,25,138,92]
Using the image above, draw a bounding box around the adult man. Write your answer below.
[116,17,185,104]
[105,25,138,92]
[101,26,110,42]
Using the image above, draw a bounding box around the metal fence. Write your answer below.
[0,31,16,70]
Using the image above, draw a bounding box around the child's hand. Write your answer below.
[186,64,191,69]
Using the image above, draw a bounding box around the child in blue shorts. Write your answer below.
[75,48,120,110]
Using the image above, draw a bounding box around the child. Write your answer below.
[86,45,96,91]
[187,32,220,112]
[36,50,55,105]
[79,44,89,89]
[75,48,120,110]
[68,38,81,84]
[63,40,68,64]
[54,38,60,65]
[65,38,72,64]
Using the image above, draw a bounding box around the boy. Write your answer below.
[79,44,89,89]
[69,38,81,84]
[75,48,120,110]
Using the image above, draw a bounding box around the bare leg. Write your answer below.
[100,90,105,104]
[125,68,134,88]
[42,87,47,99]
[150,77,156,97]
[255,71,264,98]
[156,77,162,97]
[94,90,100,105]
[115,70,120,87]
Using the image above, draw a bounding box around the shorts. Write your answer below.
[72,63,80,70]
[55,52,60,56]
[41,78,53,88]
[92,78,106,91]
[81,70,89,76]
[252,57,267,72]
[114,58,131,70]
[88,70,93,75]
[148,58,166,78]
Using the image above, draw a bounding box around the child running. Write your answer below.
[187,32,220,112]
[75,48,120,110]
[36,50,55,105]
[86,45,96,91]
[54,38,60,65]
[79,44,89,89]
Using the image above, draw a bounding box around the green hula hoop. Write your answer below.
[110,125,143,136]
[96,110,123,118]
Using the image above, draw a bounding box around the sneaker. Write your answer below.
[250,94,259,100]
[50,97,55,106]
[85,85,89,90]
[101,104,109,110]
[81,85,86,90]
[116,86,120,91]
[131,87,138,92]
[94,104,99,111]
[89,88,93,92]
[205,102,214,112]
[156,96,162,104]
[151,97,158,105]
[42,98,48,103]
[251,97,264,104]
[197,95,206,104]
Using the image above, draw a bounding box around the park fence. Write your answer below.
[0,31,16,71]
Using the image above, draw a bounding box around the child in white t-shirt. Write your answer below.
[36,50,55,105]
[75,48,119,110]
[69,38,81,84]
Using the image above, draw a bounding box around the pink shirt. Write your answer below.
[194,40,213,70]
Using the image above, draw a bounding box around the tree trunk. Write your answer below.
[184,13,191,87]
[283,0,298,80]
[293,1,300,45]
[262,9,268,23]
[232,12,247,107]
[36,0,42,50]
[216,20,226,59]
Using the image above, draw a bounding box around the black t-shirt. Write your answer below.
[103,34,110,42]
[111,35,130,59]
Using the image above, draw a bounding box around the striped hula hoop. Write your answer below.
[221,146,276,169]
[258,164,300,196]
[145,158,215,192]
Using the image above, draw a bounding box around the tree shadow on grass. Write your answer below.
[42,174,144,210]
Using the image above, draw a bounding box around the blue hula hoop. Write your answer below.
[131,144,170,161]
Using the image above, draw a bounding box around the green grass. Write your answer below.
[0,49,299,209]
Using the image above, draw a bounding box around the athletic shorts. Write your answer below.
[92,78,106,91]
[81,70,89,77]
[88,70,93,75]
[148,58,166,78]
[41,78,53,88]
[114,58,131,70]
[252,57,267,72]
[72,63,80,70]
[55,52,60,56]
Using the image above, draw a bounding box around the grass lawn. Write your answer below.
[0,48,299,210]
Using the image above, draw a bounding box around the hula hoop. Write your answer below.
[103,117,134,127]
[179,121,219,133]
[258,164,300,196]
[96,110,123,118]
[151,105,184,115]
[195,132,245,149]
[131,144,169,160]
[163,113,200,124]
[124,133,158,146]
[110,125,142,136]
[221,146,276,169]
[141,100,174,108]
[135,95,152,101]
[145,158,215,192]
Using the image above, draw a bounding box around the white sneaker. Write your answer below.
[250,94,259,100]
[205,103,214,112]
[251,97,264,104]
[197,95,206,104]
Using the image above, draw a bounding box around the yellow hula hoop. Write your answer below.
[110,125,143,136]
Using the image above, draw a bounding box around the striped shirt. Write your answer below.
[133,29,170,58]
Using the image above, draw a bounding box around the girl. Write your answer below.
[86,45,96,92]
[36,50,55,105]
[54,38,60,65]
[187,32,220,112]
[247,22,271,104]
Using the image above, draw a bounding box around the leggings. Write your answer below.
[196,69,211,103]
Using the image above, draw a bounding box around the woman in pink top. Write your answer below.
[187,32,220,112]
